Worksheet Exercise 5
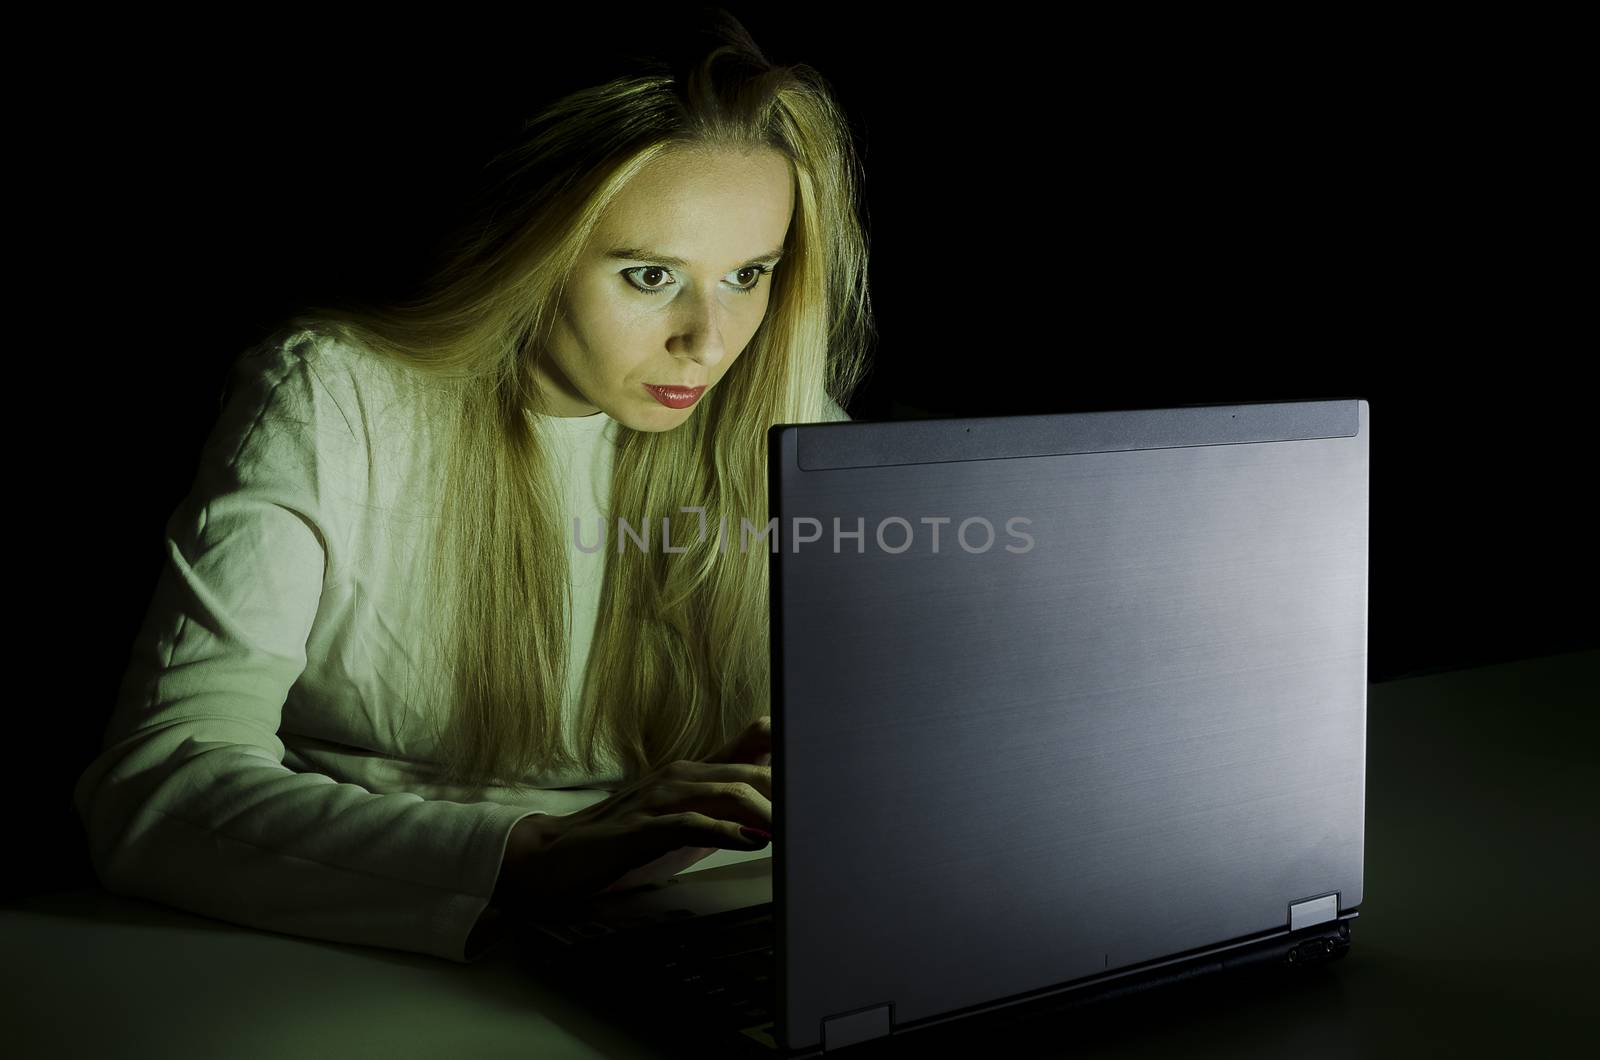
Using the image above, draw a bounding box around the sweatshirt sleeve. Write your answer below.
[73,336,541,963]
[822,391,852,422]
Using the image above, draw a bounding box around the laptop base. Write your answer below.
[511,908,1356,1057]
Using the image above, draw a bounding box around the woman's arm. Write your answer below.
[74,337,535,964]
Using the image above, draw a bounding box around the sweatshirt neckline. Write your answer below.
[529,408,614,436]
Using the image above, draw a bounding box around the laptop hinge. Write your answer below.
[821,1002,893,1050]
[1288,891,1340,931]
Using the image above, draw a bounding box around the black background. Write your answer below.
[16,9,1592,901]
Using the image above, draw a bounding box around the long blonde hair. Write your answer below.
[275,12,872,796]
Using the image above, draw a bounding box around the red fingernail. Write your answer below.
[740,826,772,842]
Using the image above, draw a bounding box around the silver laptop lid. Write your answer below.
[769,399,1368,1053]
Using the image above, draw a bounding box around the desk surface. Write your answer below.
[6,650,1595,1058]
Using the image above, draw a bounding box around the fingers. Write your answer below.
[528,749,777,907]
[676,761,772,799]
[748,717,772,768]
[655,775,772,832]
[709,715,772,764]
[649,811,772,851]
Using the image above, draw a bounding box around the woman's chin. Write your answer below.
[617,410,694,433]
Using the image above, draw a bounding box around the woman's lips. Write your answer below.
[643,384,706,409]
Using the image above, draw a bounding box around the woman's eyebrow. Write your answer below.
[603,246,787,268]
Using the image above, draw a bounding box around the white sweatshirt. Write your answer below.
[73,326,849,963]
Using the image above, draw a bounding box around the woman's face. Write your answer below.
[536,145,795,428]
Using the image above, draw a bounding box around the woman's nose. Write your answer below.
[671,300,730,367]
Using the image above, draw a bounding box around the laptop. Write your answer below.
[510,398,1368,1057]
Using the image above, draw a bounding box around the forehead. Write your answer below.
[596,147,794,240]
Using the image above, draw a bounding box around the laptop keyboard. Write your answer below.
[631,910,777,1032]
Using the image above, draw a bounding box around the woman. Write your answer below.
[73,9,872,963]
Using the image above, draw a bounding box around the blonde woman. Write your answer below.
[74,10,871,963]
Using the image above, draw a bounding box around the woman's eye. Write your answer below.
[627,266,674,294]
[622,264,771,296]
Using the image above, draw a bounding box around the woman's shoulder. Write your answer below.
[245,322,405,399]
[235,321,427,439]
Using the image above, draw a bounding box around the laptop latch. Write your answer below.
[822,1002,893,1050]
[1288,891,1340,931]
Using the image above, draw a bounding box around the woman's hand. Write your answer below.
[491,715,774,917]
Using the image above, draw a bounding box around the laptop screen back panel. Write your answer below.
[770,400,1368,1052]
